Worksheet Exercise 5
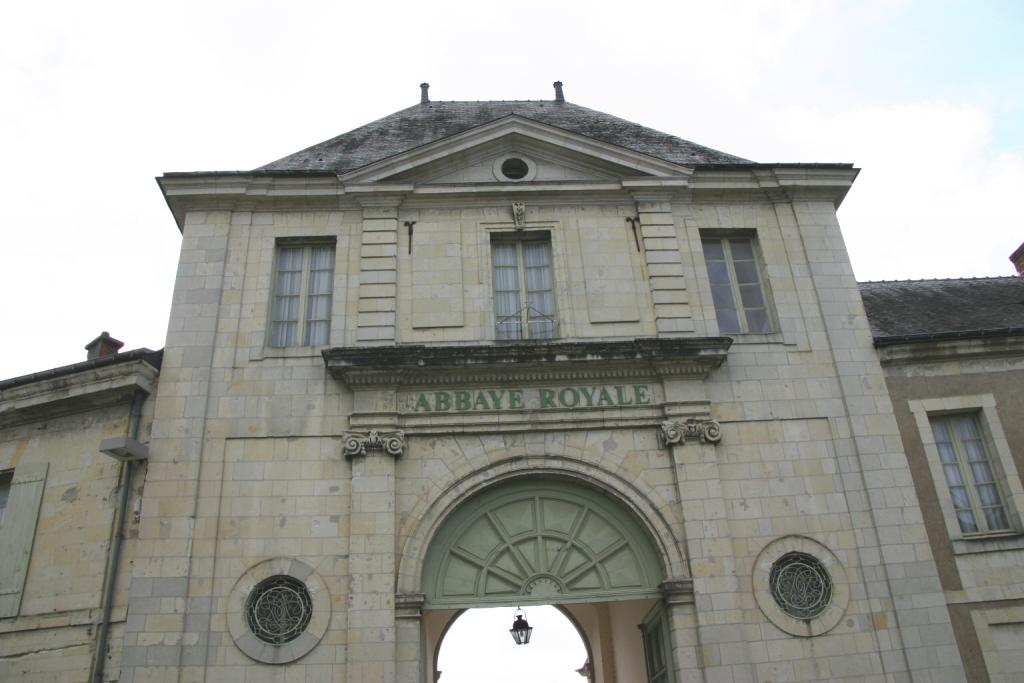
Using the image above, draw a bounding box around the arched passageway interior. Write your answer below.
[435,605,589,683]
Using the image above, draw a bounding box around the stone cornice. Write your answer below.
[0,357,159,428]
[876,333,1024,369]
[157,165,858,230]
[323,338,731,387]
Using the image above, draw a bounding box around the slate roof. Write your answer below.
[859,277,1024,342]
[259,100,750,174]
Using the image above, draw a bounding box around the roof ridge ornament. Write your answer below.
[553,80,564,103]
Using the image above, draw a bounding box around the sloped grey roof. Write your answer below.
[259,100,749,173]
[859,277,1024,341]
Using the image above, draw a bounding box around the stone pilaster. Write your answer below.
[660,580,703,683]
[395,593,425,683]
[344,412,405,683]
[355,197,403,344]
[635,193,693,335]
[660,390,756,683]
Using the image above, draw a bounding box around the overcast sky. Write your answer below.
[1,0,1022,379]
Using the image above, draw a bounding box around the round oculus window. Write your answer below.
[769,552,832,620]
[500,157,530,180]
[245,575,313,645]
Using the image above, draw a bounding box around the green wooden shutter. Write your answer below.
[0,462,48,618]
[640,601,675,683]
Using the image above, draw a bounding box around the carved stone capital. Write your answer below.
[342,429,405,459]
[660,418,722,446]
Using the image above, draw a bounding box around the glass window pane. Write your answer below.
[970,461,996,485]
[307,270,332,296]
[276,271,301,296]
[494,291,519,318]
[527,290,555,317]
[949,484,971,510]
[525,264,552,292]
[962,439,987,463]
[931,419,951,442]
[309,246,334,270]
[733,260,760,284]
[745,308,771,333]
[270,321,297,348]
[306,294,331,322]
[278,247,304,270]
[706,261,731,285]
[976,482,1001,506]
[955,415,980,440]
[716,308,741,333]
[935,442,957,465]
[739,284,765,308]
[710,284,737,311]
[522,241,551,268]
[957,509,979,534]
[728,239,754,260]
[492,242,517,267]
[984,507,1010,531]
[943,463,965,487]
[305,320,329,346]
[702,239,724,260]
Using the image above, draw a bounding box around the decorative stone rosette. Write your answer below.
[342,429,406,459]
[660,418,722,445]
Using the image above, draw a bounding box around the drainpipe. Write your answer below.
[92,389,144,683]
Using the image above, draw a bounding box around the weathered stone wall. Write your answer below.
[0,397,150,682]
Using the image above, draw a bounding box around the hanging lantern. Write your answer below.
[509,607,533,645]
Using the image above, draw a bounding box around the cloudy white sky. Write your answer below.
[1,0,1022,380]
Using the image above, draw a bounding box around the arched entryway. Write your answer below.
[419,477,672,682]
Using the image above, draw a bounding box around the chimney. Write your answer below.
[85,331,124,360]
[420,82,430,104]
[553,81,564,103]
[1011,241,1024,277]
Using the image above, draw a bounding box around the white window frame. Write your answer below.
[700,234,774,335]
[491,233,557,341]
[910,395,1024,553]
[268,241,336,348]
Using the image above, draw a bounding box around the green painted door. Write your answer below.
[640,602,674,683]
[422,479,664,608]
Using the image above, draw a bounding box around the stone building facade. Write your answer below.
[1,84,1020,682]
[861,276,1024,683]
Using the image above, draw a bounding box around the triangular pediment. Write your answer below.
[337,115,694,186]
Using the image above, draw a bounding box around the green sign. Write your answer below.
[409,384,652,413]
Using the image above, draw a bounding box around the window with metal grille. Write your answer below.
[769,552,832,620]
[245,575,313,645]
[702,236,771,334]
[269,243,335,347]
[930,413,1010,534]
[492,235,556,341]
